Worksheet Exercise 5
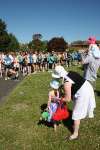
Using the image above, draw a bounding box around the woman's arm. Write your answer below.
[63,82,72,102]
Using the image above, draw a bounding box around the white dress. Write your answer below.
[72,81,96,120]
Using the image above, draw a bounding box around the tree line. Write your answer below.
[0,19,100,52]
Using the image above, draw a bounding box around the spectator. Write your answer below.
[52,65,96,140]
[81,37,100,89]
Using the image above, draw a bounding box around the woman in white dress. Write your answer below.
[52,65,96,140]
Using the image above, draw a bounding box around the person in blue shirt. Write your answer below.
[47,53,54,71]
[3,54,13,80]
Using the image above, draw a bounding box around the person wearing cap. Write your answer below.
[81,37,100,88]
[48,80,60,121]
[48,80,69,131]
[52,65,96,140]
[38,80,59,129]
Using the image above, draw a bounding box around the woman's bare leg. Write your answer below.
[69,120,80,140]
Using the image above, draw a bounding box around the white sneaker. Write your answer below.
[5,77,7,80]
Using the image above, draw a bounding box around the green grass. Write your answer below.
[0,66,100,150]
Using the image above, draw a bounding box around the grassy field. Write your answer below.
[0,66,100,150]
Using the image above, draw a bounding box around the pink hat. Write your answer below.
[87,37,96,44]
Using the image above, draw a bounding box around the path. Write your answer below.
[0,76,23,103]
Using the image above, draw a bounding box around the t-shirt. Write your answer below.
[47,55,54,64]
[17,55,23,63]
[89,44,100,58]
[28,54,33,64]
[82,54,100,81]
[33,54,37,63]
[4,56,12,66]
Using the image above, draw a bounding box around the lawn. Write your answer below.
[0,66,100,150]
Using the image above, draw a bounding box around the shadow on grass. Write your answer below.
[95,90,100,96]
[38,104,74,133]
[37,103,54,128]
[37,119,54,128]
[97,74,100,78]
[62,109,74,133]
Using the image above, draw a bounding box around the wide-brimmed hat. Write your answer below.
[87,36,96,44]
[50,80,60,89]
[52,65,68,79]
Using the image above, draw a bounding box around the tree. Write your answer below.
[0,19,11,51]
[28,41,33,50]
[8,33,19,51]
[32,39,42,51]
[32,33,42,51]
[28,39,42,51]
[20,43,29,51]
[47,37,68,52]
[28,33,47,51]
[32,33,42,40]
[40,40,48,51]
[0,19,6,32]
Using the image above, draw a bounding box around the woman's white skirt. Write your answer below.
[72,81,96,120]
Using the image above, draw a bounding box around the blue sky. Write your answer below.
[0,0,100,43]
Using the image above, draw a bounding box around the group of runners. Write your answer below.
[0,50,80,80]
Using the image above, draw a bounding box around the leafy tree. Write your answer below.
[41,40,48,51]
[32,39,42,51]
[47,37,68,52]
[0,19,11,51]
[0,19,6,32]
[32,33,42,40]
[20,43,29,51]
[28,41,33,50]
[8,33,19,51]
[28,33,47,51]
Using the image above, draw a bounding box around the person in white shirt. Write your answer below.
[32,52,37,73]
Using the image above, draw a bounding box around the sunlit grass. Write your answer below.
[0,66,100,150]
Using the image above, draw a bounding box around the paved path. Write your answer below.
[0,76,23,103]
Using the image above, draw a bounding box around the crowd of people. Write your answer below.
[0,50,81,81]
